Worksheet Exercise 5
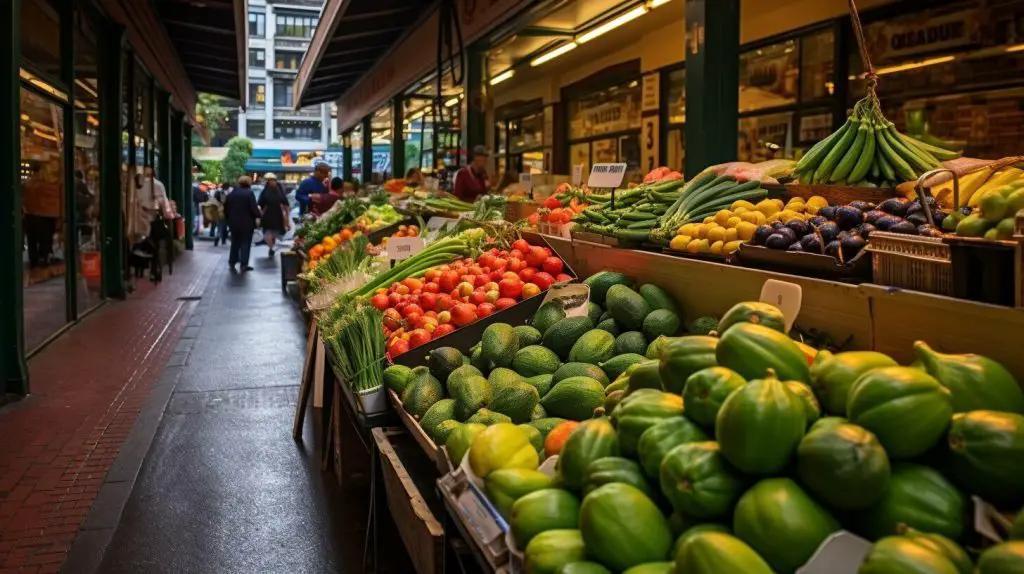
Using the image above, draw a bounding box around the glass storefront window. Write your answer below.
[666,128,685,171]
[740,39,799,113]
[351,125,364,182]
[510,113,544,151]
[21,0,62,83]
[569,143,589,176]
[738,111,794,163]
[568,80,642,140]
[801,30,835,102]
[20,86,68,350]
[666,68,686,125]
[75,8,102,313]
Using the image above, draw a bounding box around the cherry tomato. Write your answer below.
[518,267,536,283]
[499,278,523,299]
[419,292,438,311]
[438,270,460,293]
[542,257,564,276]
[531,272,554,291]
[432,324,455,339]
[408,329,432,349]
[400,304,423,318]
[522,283,541,298]
[470,290,487,305]
[387,338,410,358]
[422,282,440,294]
[450,304,478,327]
[477,303,495,318]
[371,293,389,310]
[524,246,548,268]
[555,273,573,284]
[494,297,517,310]
[512,239,531,253]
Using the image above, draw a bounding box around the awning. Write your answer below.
[294,0,436,109]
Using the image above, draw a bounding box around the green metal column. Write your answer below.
[361,116,372,184]
[98,22,125,300]
[342,130,353,182]
[184,122,194,250]
[60,0,77,320]
[1,0,29,394]
[465,47,487,154]
[684,0,740,176]
[391,97,405,179]
[156,90,170,200]
[170,110,183,236]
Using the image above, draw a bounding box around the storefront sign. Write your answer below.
[642,73,660,113]
[572,164,584,186]
[588,163,628,189]
[872,10,979,62]
[388,236,425,260]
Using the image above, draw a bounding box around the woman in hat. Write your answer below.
[453,145,491,202]
[258,172,290,257]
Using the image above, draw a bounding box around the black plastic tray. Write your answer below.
[733,243,871,283]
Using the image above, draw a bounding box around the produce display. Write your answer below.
[385,269,1024,574]
[300,203,403,265]
[528,185,591,227]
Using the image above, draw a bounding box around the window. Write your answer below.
[247,119,266,139]
[568,80,642,140]
[273,80,293,107]
[273,120,321,140]
[275,52,300,70]
[249,82,265,106]
[739,39,799,113]
[276,13,317,38]
[249,49,265,68]
[248,12,265,37]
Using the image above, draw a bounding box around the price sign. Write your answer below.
[572,164,584,186]
[540,283,590,318]
[796,532,871,574]
[426,216,460,231]
[759,279,802,333]
[519,172,533,195]
[973,496,1006,543]
[588,163,628,189]
[457,483,505,543]
[388,236,425,261]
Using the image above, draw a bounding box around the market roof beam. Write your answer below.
[330,26,410,43]
[163,19,237,36]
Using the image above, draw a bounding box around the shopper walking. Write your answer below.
[223,176,260,272]
[258,173,290,257]
[453,145,491,203]
[295,162,330,216]
[22,164,62,269]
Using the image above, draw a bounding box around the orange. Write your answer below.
[339,228,354,241]
[543,421,580,457]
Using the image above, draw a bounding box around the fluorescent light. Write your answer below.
[444,96,460,107]
[649,0,673,6]
[1007,44,1024,53]
[408,111,425,121]
[577,5,648,44]
[875,55,955,75]
[490,70,515,85]
[531,42,578,67]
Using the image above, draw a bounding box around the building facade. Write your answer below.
[238,0,337,183]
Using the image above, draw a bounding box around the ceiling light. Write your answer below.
[444,97,460,108]
[1007,44,1024,53]
[875,55,955,75]
[490,70,515,86]
[409,111,425,121]
[577,5,648,44]
[531,43,578,67]
[649,0,673,6]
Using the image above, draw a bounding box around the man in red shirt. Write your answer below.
[453,145,491,202]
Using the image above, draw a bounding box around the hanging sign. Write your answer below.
[642,73,660,113]
[518,172,533,195]
[588,163,627,189]
[388,236,425,261]
[872,9,979,61]
[572,164,584,186]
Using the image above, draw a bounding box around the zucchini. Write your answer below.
[614,228,653,241]
[621,211,657,222]
[626,219,659,230]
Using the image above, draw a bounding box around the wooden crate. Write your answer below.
[504,200,539,223]
[372,428,445,574]
[865,232,953,297]
[389,390,448,473]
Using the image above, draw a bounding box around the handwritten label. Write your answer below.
[540,283,590,318]
[572,164,584,186]
[588,163,628,189]
[388,236,424,260]
[760,279,802,332]
[519,172,533,195]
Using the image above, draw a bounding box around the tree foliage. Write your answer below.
[221,137,254,183]
[198,160,222,183]
[195,93,231,134]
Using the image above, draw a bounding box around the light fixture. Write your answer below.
[577,5,648,44]
[649,0,673,6]
[444,96,460,108]
[408,111,425,121]
[1007,44,1024,53]
[490,69,515,85]
[875,55,955,76]
[20,113,29,121]
[531,42,578,67]
[33,129,59,143]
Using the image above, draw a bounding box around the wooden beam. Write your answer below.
[331,25,407,42]
[341,6,416,21]
[164,18,235,35]
[295,0,353,109]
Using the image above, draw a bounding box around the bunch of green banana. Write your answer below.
[795,98,961,188]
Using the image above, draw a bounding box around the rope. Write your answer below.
[847,0,879,96]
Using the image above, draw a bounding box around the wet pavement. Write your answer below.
[83,243,403,573]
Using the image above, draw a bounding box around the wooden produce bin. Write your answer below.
[389,390,449,474]
[372,428,444,574]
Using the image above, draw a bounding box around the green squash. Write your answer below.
[620,563,673,574]
[915,341,1024,414]
[556,417,619,492]
[610,390,684,456]
[658,336,718,394]
[858,536,961,574]
[673,531,773,574]
[853,463,965,542]
[659,441,745,520]
[524,529,586,574]
[809,351,898,416]
[716,322,810,383]
[582,456,654,498]
[445,423,486,466]
[715,375,806,475]
[946,410,1024,509]
[511,489,581,550]
[785,380,821,426]
[627,360,664,394]
[681,367,746,428]
[671,523,731,557]
[637,416,708,479]
[1012,509,1024,540]
[846,367,952,459]
[485,469,552,520]
[718,301,787,334]
[796,422,890,510]
[902,528,973,574]
[808,416,848,433]
[556,562,612,574]
[733,477,840,574]
[579,483,673,572]
[977,541,1024,574]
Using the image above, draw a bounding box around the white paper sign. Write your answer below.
[519,172,533,194]
[760,279,802,333]
[588,163,628,189]
[572,164,584,186]
[973,495,1008,543]
[426,216,461,231]
[796,531,872,574]
[539,284,590,319]
[457,482,505,543]
[388,236,424,261]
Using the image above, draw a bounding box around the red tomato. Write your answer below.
[518,267,536,283]
[408,329,432,349]
[499,278,523,299]
[423,269,440,282]
[394,301,408,314]
[492,257,508,270]
[396,284,410,295]
[419,292,438,311]
[474,274,489,288]
[424,310,438,319]
[501,271,519,281]
[478,253,495,269]
[404,312,423,328]
[488,270,503,281]
[451,304,478,327]
[387,292,402,307]
[370,293,389,310]
[512,239,530,253]
[544,195,562,209]
[522,283,541,299]
[400,304,423,319]
[402,277,424,291]
[555,273,573,283]
[468,265,484,276]
[436,293,452,311]
[382,309,402,331]
[438,271,460,293]
[423,282,440,294]
[508,259,527,273]
[528,212,539,226]
[542,257,564,275]
[387,338,410,358]
[532,272,554,291]
[432,324,455,339]
[470,290,487,305]
[494,297,517,310]
[477,303,495,318]
[525,246,548,267]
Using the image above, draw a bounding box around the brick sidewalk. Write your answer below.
[0,247,222,573]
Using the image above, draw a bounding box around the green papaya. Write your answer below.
[637,416,708,479]
[946,410,1024,508]
[915,341,1024,414]
[659,441,744,520]
[485,469,553,519]
[556,418,619,492]
[859,536,961,574]
[627,360,664,393]
[977,541,1024,574]
[718,301,787,334]
[579,483,673,572]
[557,562,612,574]
[785,381,821,426]
[621,563,673,574]
[524,529,586,574]
[809,416,848,433]
[853,463,965,542]
[1013,509,1024,540]
[609,390,684,456]
[582,456,654,498]
[902,528,972,574]
[671,523,731,557]
[658,336,718,394]
[796,423,890,510]
[681,367,746,428]
[716,375,806,475]
[673,531,774,574]
[511,489,581,549]
[716,322,810,383]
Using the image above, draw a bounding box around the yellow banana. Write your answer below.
[969,168,1023,207]
[959,167,996,207]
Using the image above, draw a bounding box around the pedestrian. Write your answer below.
[453,145,491,203]
[406,167,425,189]
[295,162,330,216]
[22,164,62,270]
[258,173,290,257]
[312,177,344,216]
[193,182,209,233]
[223,175,261,272]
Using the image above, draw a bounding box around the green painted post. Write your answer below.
[391,97,405,179]
[465,47,487,154]
[156,90,170,197]
[342,130,353,182]
[98,23,125,300]
[61,0,77,320]
[1,0,29,394]
[684,0,740,176]
[361,116,372,184]
[184,122,194,250]
[170,110,183,241]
